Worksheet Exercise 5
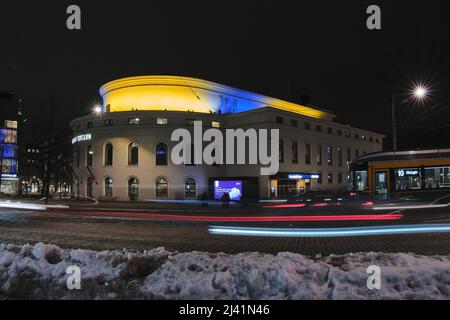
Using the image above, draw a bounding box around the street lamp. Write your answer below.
[391,85,429,151]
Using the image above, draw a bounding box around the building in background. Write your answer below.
[70,76,384,201]
[0,92,19,195]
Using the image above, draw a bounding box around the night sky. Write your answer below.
[1,0,450,149]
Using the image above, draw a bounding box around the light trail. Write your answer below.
[41,210,403,222]
[208,224,450,237]
[372,204,449,211]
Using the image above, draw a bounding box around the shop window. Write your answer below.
[185,178,197,198]
[128,177,139,201]
[156,177,168,198]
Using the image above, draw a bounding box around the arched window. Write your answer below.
[105,143,113,166]
[105,177,113,197]
[87,177,93,198]
[128,142,139,165]
[155,177,168,198]
[128,177,139,201]
[185,178,197,199]
[87,145,93,167]
[156,143,168,166]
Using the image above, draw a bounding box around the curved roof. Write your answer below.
[99,75,335,120]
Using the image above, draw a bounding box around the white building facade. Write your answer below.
[70,76,384,201]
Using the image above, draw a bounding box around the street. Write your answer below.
[1,200,450,256]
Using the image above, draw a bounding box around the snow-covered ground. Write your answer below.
[1,242,449,299]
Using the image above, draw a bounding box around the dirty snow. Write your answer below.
[0,242,449,300]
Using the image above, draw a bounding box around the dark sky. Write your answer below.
[1,0,450,149]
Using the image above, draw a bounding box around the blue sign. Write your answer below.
[214,180,243,201]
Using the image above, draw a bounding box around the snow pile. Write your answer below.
[0,242,449,300]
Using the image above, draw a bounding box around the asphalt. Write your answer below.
[0,198,450,256]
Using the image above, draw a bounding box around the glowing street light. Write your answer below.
[413,86,427,100]
[93,105,102,114]
[392,85,429,151]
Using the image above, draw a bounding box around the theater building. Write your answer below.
[70,76,384,201]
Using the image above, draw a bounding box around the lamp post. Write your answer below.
[391,86,428,151]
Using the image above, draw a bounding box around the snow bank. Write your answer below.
[0,242,449,299]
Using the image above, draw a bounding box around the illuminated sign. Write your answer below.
[288,174,320,180]
[396,169,419,177]
[214,180,243,201]
[72,133,92,144]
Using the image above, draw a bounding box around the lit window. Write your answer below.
[129,118,140,125]
[212,121,221,128]
[104,119,113,127]
[105,177,113,197]
[185,178,197,199]
[186,119,196,126]
[156,177,168,198]
[157,118,168,125]
[156,143,168,166]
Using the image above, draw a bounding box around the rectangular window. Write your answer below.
[327,146,333,166]
[316,125,322,132]
[276,116,284,124]
[337,147,343,166]
[376,138,380,144]
[316,145,323,165]
[395,168,422,191]
[291,119,298,127]
[305,122,310,130]
[128,118,140,125]
[292,141,298,164]
[328,173,333,184]
[157,118,168,125]
[279,139,284,163]
[87,122,93,129]
[4,120,18,129]
[425,166,450,189]
[338,172,343,184]
[354,133,359,139]
[327,127,333,134]
[212,121,221,128]
[355,149,359,158]
[346,132,351,138]
[186,119,196,126]
[104,119,113,127]
[337,129,343,136]
[305,143,311,165]
[347,149,351,162]
[361,135,366,140]
[317,173,322,184]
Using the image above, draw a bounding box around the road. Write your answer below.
[1,200,450,256]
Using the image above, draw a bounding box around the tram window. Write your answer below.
[355,171,368,191]
[425,166,450,189]
[394,168,421,191]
